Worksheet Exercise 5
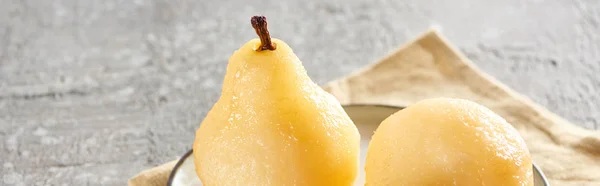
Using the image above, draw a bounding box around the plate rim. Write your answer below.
[167,149,193,186]
[167,104,549,186]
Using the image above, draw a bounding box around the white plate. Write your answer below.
[168,105,549,186]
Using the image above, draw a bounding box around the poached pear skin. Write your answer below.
[365,98,533,186]
[192,16,360,186]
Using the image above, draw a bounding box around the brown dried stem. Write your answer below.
[251,16,277,51]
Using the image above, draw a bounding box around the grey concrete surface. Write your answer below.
[0,0,599,185]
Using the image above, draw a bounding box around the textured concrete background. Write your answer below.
[0,0,599,185]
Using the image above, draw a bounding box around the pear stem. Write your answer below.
[251,16,277,51]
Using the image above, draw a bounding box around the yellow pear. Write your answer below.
[193,16,360,186]
[365,98,533,186]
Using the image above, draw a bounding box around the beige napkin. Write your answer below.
[129,30,600,186]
